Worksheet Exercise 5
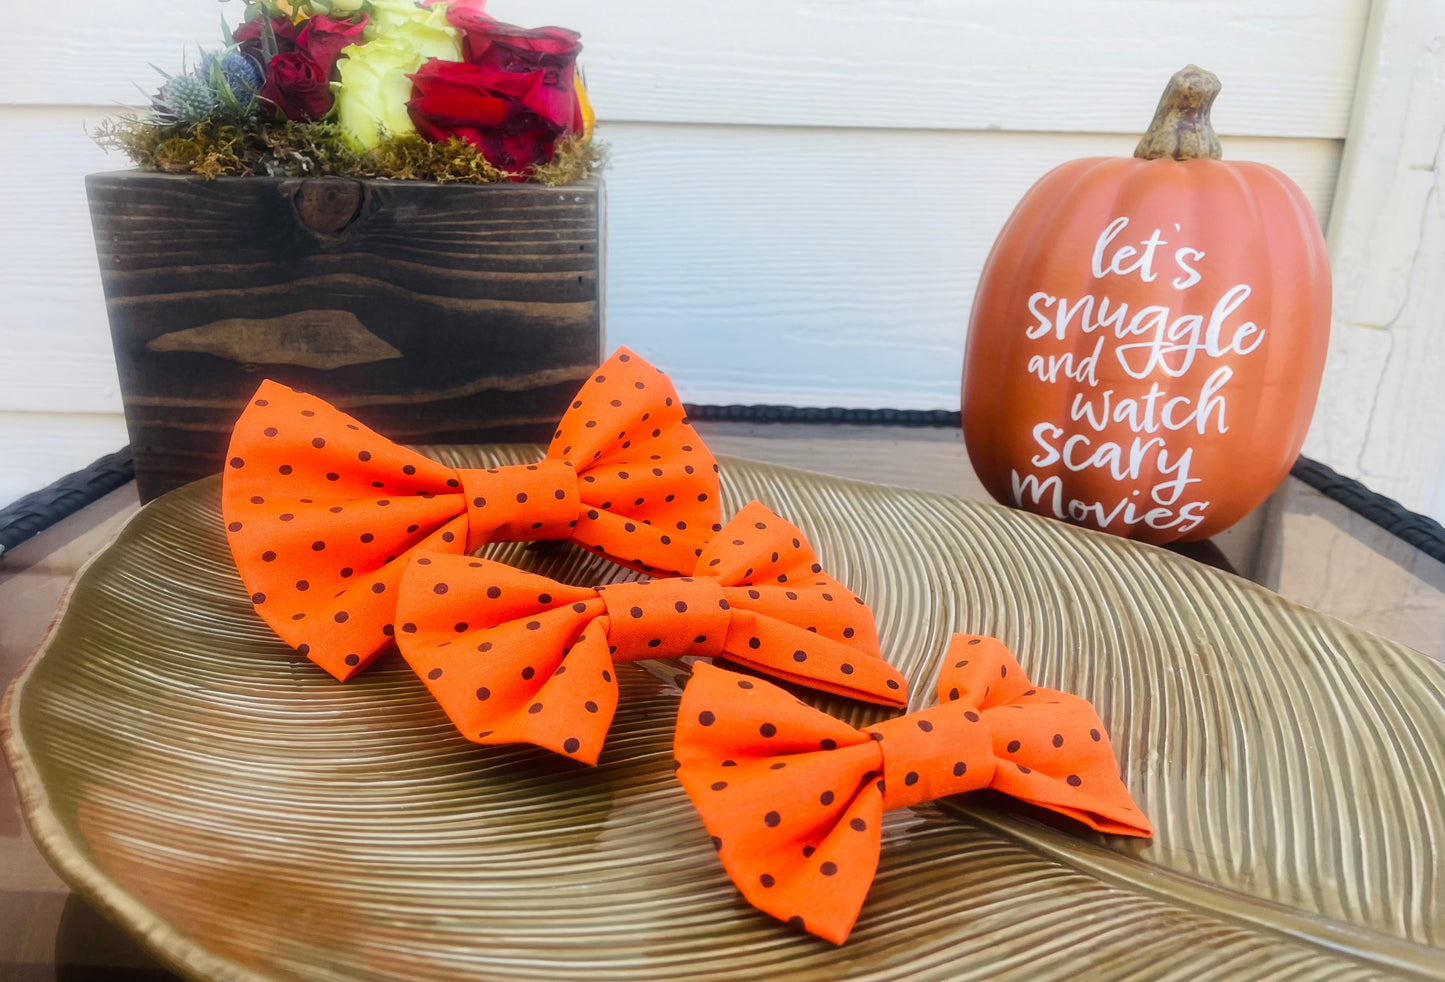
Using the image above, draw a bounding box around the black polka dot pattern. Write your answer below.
[595,578,731,663]
[671,652,1151,945]
[665,501,907,706]
[221,348,722,683]
[385,497,913,779]
[385,548,627,764]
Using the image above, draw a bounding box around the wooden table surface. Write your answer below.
[3,423,1443,981]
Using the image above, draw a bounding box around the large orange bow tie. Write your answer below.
[673,637,1152,944]
[222,347,720,682]
[394,501,909,764]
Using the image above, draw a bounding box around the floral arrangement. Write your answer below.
[98,0,600,184]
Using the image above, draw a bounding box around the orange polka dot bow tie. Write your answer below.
[673,637,1153,944]
[222,348,721,682]
[393,501,909,764]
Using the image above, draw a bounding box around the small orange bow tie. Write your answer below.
[673,637,1152,944]
[222,348,721,682]
[393,501,909,764]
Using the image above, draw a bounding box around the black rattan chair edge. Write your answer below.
[1288,457,1445,565]
[2,416,1442,566]
[687,404,963,427]
[0,448,135,557]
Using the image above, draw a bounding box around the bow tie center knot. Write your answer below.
[458,459,581,551]
[596,577,732,663]
[865,701,998,811]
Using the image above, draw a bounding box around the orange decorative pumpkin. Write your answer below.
[961,65,1331,544]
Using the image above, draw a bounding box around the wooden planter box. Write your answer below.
[86,171,605,502]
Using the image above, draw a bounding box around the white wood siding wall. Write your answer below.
[1305,0,1445,522]
[0,1,1389,514]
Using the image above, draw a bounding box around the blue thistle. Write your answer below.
[153,72,219,124]
[149,48,264,126]
[205,49,265,98]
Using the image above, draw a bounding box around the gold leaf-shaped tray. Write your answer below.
[5,448,1445,981]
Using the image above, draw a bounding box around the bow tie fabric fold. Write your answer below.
[673,636,1152,944]
[222,347,721,682]
[393,500,909,764]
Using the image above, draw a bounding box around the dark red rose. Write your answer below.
[407,12,586,175]
[261,52,333,121]
[236,14,365,81]
[295,14,368,77]
[446,10,582,76]
[235,16,303,63]
[409,58,582,175]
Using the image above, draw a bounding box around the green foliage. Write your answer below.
[231,0,369,23]
[93,114,604,185]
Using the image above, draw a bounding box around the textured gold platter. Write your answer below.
[5,447,1445,982]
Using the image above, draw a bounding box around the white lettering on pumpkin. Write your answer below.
[1005,215,1267,534]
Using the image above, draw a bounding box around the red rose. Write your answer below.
[235,16,303,63]
[436,8,585,130]
[409,58,579,174]
[295,14,368,77]
[408,12,586,174]
[237,14,365,79]
[446,10,581,69]
[261,52,333,121]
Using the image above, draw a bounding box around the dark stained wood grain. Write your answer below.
[86,171,604,501]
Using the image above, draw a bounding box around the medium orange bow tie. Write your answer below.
[673,637,1152,944]
[394,500,909,764]
[222,348,721,682]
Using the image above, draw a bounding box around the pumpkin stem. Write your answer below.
[1134,65,1223,161]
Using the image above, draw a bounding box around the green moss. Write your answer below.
[364,134,507,183]
[531,133,608,187]
[92,113,605,185]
